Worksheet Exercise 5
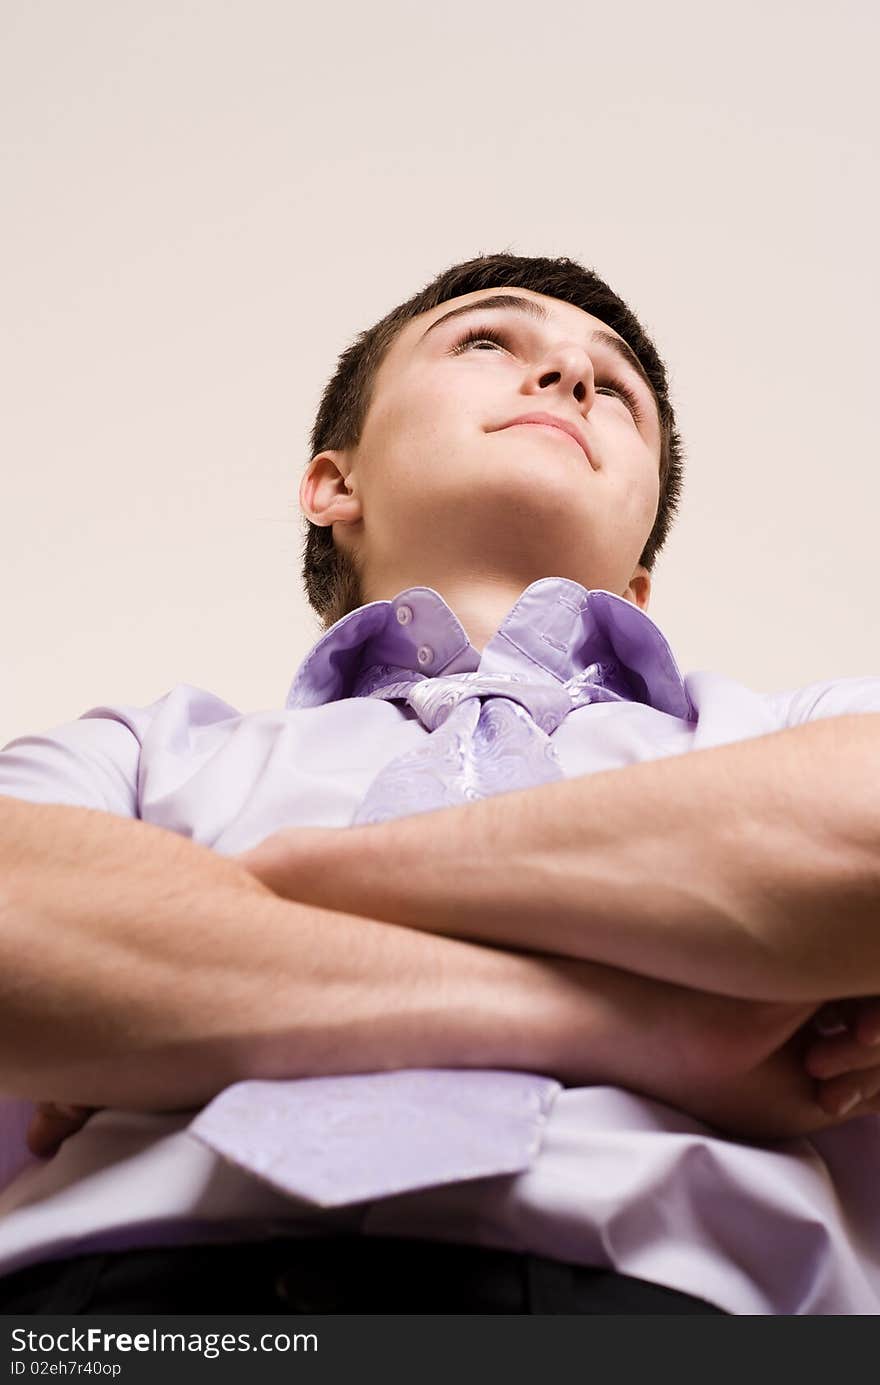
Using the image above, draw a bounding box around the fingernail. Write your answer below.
[836,1091,862,1116]
[813,1015,848,1037]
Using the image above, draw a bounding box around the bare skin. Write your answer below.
[27,987,880,1156]
[236,826,880,1122]
[21,288,880,1158]
[27,854,880,1157]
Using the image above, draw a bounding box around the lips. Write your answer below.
[498,413,592,464]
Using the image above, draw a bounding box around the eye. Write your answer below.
[449,324,510,354]
[449,322,645,424]
[596,377,644,424]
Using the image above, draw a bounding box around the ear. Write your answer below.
[622,565,651,610]
[299,451,363,527]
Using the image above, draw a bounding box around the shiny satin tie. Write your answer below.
[191,664,620,1206]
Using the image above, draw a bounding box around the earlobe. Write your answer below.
[623,567,652,610]
[299,452,362,527]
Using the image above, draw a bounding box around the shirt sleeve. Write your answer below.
[0,704,144,816]
[766,675,880,729]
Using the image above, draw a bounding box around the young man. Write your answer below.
[1,252,879,1315]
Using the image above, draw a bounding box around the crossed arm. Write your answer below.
[247,714,880,999]
[239,713,880,1120]
[23,713,880,1154]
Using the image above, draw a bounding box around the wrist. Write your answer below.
[530,958,694,1092]
[330,821,409,922]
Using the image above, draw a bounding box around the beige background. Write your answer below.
[1,0,877,748]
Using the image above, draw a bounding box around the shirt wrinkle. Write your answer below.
[2,576,880,1314]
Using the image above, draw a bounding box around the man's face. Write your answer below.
[306,285,664,604]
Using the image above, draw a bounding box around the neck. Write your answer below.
[358,570,539,653]
[424,575,542,654]
[361,569,616,655]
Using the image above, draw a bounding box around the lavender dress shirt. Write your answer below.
[2,578,880,1314]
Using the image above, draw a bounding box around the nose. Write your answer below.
[528,341,596,409]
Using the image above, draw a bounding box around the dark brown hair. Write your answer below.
[302,251,684,630]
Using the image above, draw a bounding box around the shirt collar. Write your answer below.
[286,578,695,721]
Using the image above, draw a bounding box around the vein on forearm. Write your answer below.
[352,715,880,1002]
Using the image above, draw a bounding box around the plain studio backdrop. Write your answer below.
[1,0,877,748]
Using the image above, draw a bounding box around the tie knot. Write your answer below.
[406,672,573,734]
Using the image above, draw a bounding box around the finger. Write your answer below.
[28,1105,92,1137]
[26,1105,94,1157]
[27,1114,73,1157]
[854,1000,880,1047]
[810,1003,851,1037]
[814,1068,880,1119]
[803,1034,880,1080]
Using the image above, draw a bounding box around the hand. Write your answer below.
[26,1102,98,1158]
[621,988,880,1142]
[670,1028,877,1143]
[603,987,824,1141]
[801,998,880,1118]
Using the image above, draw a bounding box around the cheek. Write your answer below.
[607,454,660,525]
[641,465,661,520]
[378,387,485,475]
[374,387,462,459]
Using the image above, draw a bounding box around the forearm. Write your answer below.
[306,716,880,1003]
[0,797,671,1109]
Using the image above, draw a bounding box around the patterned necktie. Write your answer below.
[191,664,621,1205]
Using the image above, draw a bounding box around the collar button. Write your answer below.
[417,644,434,667]
[395,604,413,625]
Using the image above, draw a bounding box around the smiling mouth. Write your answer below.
[507,422,585,453]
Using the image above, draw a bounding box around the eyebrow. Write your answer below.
[420,293,655,403]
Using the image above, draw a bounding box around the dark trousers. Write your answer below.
[0,1236,727,1314]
